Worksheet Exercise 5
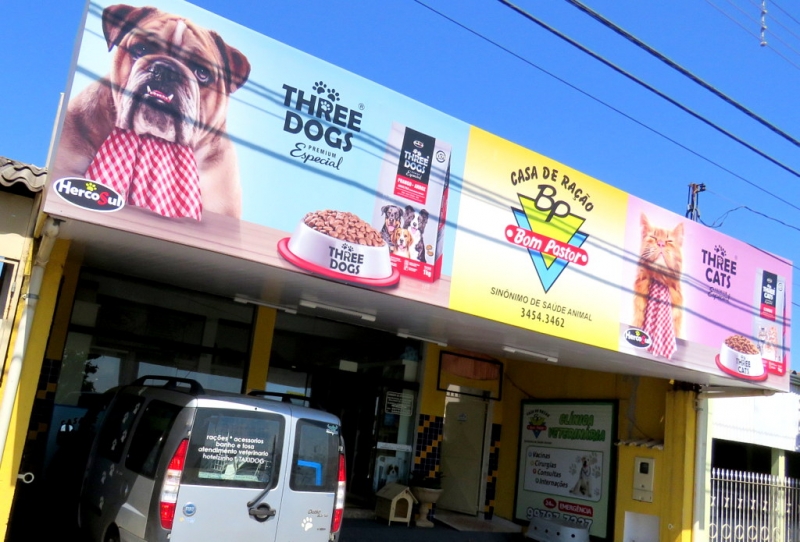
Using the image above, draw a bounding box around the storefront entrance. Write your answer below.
[8,269,424,539]
[267,312,421,507]
[309,368,418,506]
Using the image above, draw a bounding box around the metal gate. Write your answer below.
[710,468,800,541]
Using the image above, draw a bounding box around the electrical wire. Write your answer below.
[701,190,800,308]
[771,0,800,28]
[410,1,800,313]
[705,0,800,70]
[562,0,800,150]
[702,203,800,235]
[741,0,800,63]
[498,0,800,181]
[754,0,800,45]
[411,0,800,214]
[705,0,763,39]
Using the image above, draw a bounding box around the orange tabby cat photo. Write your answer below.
[633,213,684,357]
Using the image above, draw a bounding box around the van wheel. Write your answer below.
[104,525,120,542]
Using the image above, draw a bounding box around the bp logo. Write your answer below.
[526,410,549,438]
[506,184,590,292]
[53,177,125,212]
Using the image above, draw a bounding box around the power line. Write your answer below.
[705,0,800,70]
[410,0,800,214]
[562,0,800,150]
[498,0,800,181]
[699,190,800,309]
[409,1,799,312]
[742,0,800,63]
[756,0,800,45]
[705,0,763,39]
[772,0,800,29]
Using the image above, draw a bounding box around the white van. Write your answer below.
[78,376,345,542]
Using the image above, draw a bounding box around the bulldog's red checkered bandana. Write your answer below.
[85,127,202,220]
[643,280,677,359]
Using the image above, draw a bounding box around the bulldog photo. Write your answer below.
[52,3,251,219]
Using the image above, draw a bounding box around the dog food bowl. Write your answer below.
[278,211,399,287]
[715,335,766,381]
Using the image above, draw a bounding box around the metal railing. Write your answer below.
[711,468,800,541]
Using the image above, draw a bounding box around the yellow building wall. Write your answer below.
[245,306,277,392]
[612,390,695,542]
[418,344,446,415]
[417,347,696,541]
[0,239,70,540]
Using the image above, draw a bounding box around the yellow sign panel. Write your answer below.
[450,127,628,350]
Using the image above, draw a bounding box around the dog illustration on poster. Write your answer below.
[569,453,600,499]
[53,3,250,220]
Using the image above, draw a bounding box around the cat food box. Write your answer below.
[372,122,452,282]
[753,269,787,375]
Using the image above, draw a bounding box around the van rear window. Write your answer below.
[126,400,182,478]
[290,419,340,492]
[96,394,146,463]
[183,409,284,489]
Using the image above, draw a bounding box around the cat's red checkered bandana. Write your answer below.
[86,127,202,220]
[643,280,676,359]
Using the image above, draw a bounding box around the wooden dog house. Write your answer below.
[374,483,417,526]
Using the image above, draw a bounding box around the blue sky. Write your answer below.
[3,0,797,371]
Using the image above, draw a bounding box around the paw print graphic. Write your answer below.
[301,517,313,531]
[319,100,333,113]
[313,81,328,94]
[86,182,97,191]
[326,89,340,102]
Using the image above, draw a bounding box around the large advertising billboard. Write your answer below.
[43,0,792,390]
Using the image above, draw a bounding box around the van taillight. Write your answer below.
[160,438,189,530]
[331,452,346,534]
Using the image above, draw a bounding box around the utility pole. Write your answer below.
[686,183,706,222]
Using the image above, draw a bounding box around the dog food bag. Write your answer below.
[753,269,787,375]
[372,122,452,282]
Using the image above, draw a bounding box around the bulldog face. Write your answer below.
[102,4,250,146]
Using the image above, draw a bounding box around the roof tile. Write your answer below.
[0,156,46,192]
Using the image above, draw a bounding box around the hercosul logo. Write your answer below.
[53,178,124,212]
[625,328,652,349]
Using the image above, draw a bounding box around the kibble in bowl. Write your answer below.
[285,210,393,280]
[717,334,765,380]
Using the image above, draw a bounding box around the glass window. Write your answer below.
[0,258,19,376]
[96,393,145,463]
[126,400,183,478]
[183,409,284,489]
[54,269,255,407]
[290,419,340,492]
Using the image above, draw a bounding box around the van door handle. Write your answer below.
[249,502,277,522]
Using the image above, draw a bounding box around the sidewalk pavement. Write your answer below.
[339,516,526,542]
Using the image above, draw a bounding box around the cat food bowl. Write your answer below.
[715,334,766,381]
[277,210,399,286]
